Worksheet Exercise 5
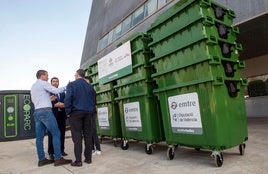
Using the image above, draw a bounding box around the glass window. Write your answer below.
[122,16,132,33]
[145,0,157,17]
[98,0,170,51]
[158,0,167,8]
[132,6,144,26]
[108,30,113,43]
[112,24,122,40]
[98,34,109,51]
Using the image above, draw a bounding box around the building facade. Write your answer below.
[80,0,268,116]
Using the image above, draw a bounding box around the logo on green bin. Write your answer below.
[168,92,203,135]
[123,102,142,132]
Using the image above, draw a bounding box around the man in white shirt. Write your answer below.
[31,70,72,167]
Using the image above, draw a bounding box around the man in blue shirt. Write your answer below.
[64,69,95,167]
[30,70,72,167]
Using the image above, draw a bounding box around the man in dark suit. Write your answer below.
[64,69,95,167]
[48,77,68,160]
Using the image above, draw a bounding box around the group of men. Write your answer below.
[30,69,101,167]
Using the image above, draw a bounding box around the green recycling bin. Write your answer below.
[112,32,165,154]
[115,91,164,154]
[154,78,248,166]
[86,62,122,145]
[96,101,122,145]
[149,0,236,41]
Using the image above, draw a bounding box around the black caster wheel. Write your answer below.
[121,140,129,150]
[214,152,223,167]
[167,147,175,160]
[145,144,153,155]
[239,143,246,155]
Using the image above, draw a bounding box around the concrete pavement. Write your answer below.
[0,117,267,174]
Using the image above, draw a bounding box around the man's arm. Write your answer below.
[64,84,73,116]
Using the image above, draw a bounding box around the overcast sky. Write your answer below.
[0,0,92,90]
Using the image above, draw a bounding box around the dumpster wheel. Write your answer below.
[113,138,118,147]
[195,148,201,151]
[121,140,129,150]
[239,143,246,155]
[167,146,175,160]
[100,136,104,144]
[211,151,223,167]
[145,144,153,154]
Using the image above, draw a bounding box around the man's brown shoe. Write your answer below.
[62,152,68,156]
[38,158,54,167]
[84,159,92,164]
[71,161,82,167]
[54,157,72,166]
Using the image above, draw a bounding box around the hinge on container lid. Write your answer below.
[214,76,224,85]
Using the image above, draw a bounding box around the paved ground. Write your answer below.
[0,117,267,174]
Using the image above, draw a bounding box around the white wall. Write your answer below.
[245,96,268,117]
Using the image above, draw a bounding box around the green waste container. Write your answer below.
[113,32,165,154]
[149,0,235,37]
[151,57,245,89]
[154,78,248,166]
[96,101,122,145]
[86,62,122,145]
[148,20,241,62]
[144,0,246,167]
[115,92,164,154]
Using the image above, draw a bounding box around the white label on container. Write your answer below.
[168,92,203,134]
[123,102,142,131]
[97,107,110,130]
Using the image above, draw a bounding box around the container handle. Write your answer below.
[203,16,214,26]
[200,0,212,7]
[238,61,246,69]
[207,36,218,45]
[228,9,236,18]
[209,56,221,65]
[235,43,243,51]
[232,26,240,34]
